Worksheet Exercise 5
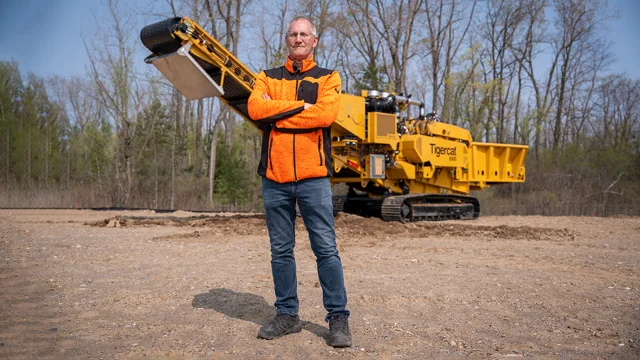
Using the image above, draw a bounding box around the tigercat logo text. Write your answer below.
[430,144,457,157]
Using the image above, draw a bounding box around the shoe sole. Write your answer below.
[257,322,303,340]
[329,332,352,348]
[330,339,352,348]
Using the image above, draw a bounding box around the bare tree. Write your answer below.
[564,38,611,144]
[298,0,336,67]
[422,0,476,118]
[595,75,640,150]
[251,0,290,70]
[510,0,557,160]
[86,0,142,206]
[480,0,526,143]
[334,0,386,92]
[203,0,252,202]
[551,0,610,154]
[367,0,425,94]
[450,35,485,139]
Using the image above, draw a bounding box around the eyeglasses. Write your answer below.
[286,32,316,40]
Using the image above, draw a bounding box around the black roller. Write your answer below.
[140,17,183,55]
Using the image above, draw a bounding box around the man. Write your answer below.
[247,16,351,348]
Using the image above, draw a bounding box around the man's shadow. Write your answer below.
[192,288,329,341]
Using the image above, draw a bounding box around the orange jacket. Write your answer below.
[248,56,341,183]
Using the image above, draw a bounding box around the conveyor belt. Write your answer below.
[140,17,254,121]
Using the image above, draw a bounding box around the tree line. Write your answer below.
[1,0,638,216]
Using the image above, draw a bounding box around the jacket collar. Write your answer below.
[285,55,316,73]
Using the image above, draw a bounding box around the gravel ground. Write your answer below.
[0,209,638,359]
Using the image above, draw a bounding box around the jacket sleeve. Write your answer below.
[275,71,341,129]
[247,71,305,124]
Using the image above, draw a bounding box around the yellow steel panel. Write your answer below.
[400,135,468,168]
[386,160,416,180]
[469,143,527,184]
[332,154,363,175]
[429,122,472,143]
[333,94,366,140]
[401,135,423,163]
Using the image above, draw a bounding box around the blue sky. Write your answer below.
[0,0,100,78]
[606,0,640,77]
[0,0,639,79]
[0,0,156,78]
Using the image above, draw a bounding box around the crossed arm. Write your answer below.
[262,93,312,109]
[247,71,341,129]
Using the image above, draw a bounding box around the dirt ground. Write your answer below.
[0,209,638,359]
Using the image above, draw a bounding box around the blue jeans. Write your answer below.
[262,177,349,320]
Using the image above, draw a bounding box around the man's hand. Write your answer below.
[263,93,311,109]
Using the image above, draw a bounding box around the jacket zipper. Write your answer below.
[317,135,323,166]
[293,69,300,181]
[293,134,297,181]
[268,137,274,170]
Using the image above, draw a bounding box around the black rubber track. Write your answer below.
[381,194,480,222]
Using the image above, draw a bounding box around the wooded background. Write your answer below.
[1,0,638,216]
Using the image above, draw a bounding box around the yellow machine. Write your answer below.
[141,17,527,221]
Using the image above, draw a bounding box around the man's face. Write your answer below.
[286,19,318,61]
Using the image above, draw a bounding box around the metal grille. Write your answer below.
[376,113,396,137]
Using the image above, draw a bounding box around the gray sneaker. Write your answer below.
[328,314,352,348]
[257,314,303,340]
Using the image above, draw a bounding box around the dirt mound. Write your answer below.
[333,212,575,242]
[87,212,575,243]
[87,213,264,226]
